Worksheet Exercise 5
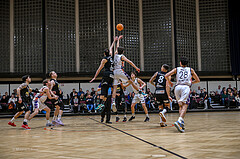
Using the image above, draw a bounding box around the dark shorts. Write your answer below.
[101,76,113,97]
[16,101,30,112]
[155,93,169,105]
[51,98,64,110]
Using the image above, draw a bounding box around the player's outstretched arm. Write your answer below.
[115,35,123,55]
[165,68,177,87]
[191,68,200,84]
[166,76,172,101]
[45,87,58,100]
[149,72,158,86]
[121,55,140,73]
[90,59,107,83]
[109,36,118,56]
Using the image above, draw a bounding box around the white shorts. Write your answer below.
[32,98,48,111]
[132,93,145,104]
[174,85,190,104]
[113,69,130,85]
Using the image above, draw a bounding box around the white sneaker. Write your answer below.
[159,112,166,122]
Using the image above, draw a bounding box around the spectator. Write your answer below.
[5,92,10,101]
[227,88,232,95]
[85,90,90,97]
[90,88,95,96]
[196,86,201,95]
[227,92,235,108]
[78,88,84,97]
[233,87,238,96]
[72,95,80,113]
[13,89,17,96]
[203,88,208,109]
[93,94,100,112]
[216,85,221,94]
[235,94,240,108]
[221,87,226,95]
[214,91,221,104]
[86,94,94,113]
[221,90,228,105]
[199,89,205,98]
[0,95,8,111]
[70,88,77,99]
[189,90,198,109]
[227,84,233,92]
[79,93,86,112]
[8,94,16,110]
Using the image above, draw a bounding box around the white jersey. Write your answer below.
[34,86,48,103]
[131,78,140,94]
[176,67,192,86]
[114,54,123,70]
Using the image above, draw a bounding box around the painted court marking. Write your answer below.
[89,117,187,159]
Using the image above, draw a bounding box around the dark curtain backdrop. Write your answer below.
[229,0,240,75]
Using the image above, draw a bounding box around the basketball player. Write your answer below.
[112,35,141,112]
[28,79,58,126]
[149,64,171,127]
[90,36,118,115]
[8,75,32,130]
[165,57,200,133]
[124,72,149,122]
[49,71,65,126]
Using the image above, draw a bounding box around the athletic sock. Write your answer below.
[178,117,184,123]
[132,113,135,117]
[162,109,167,114]
[10,117,15,122]
[23,119,28,125]
[146,114,149,118]
[58,115,62,120]
[124,114,127,118]
[53,116,57,121]
[47,120,50,124]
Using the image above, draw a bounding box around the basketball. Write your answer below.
[116,23,124,31]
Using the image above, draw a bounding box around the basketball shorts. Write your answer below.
[132,93,145,104]
[113,69,131,86]
[16,100,30,112]
[32,98,48,111]
[51,98,64,110]
[101,76,113,97]
[155,94,169,105]
[174,85,190,104]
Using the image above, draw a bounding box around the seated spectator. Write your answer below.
[4,92,10,101]
[216,85,222,94]
[235,94,240,108]
[221,87,226,95]
[227,84,233,93]
[227,92,236,108]
[79,93,86,112]
[221,91,228,105]
[8,93,16,110]
[72,95,80,113]
[90,88,96,96]
[233,87,238,96]
[86,94,94,113]
[203,88,209,109]
[85,90,90,97]
[0,95,8,111]
[189,90,198,109]
[214,91,221,104]
[78,88,84,97]
[199,89,205,98]
[196,86,201,95]
[93,92,100,112]
[227,88,232,95]
[146,88,151,94]
[70,88,77,99]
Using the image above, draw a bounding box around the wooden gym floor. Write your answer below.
[0,111,239,159]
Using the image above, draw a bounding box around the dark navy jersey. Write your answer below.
[155,71,167,95]
[103,56,114,78]
[51,79,60,95]
[18,83,31,102]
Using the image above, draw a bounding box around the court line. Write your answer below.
[89,117,187,159]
